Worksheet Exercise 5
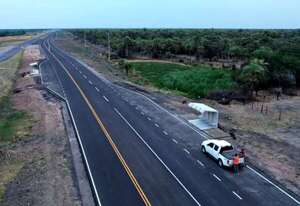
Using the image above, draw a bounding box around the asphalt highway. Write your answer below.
[40,34,300,206]
[0,35,43,62]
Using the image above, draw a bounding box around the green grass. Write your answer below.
[0,160,24,202]
[0,52,23,99]
[0,52,32,143]
[0,51,23,70]
[127,62,237,98]
[0,96,32,143]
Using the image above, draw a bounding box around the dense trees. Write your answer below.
[0,30,26,37]
[0,29,45,37]
[70,29,300,89]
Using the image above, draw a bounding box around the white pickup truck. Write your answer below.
[201,139,245,168]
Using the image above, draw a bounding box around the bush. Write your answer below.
[161,68,236,97]
[128,62,236,98]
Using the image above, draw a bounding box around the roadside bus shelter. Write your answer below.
[188,103,219,130]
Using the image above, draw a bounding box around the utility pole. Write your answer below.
[107,32,111,61]
[84,31,87,47]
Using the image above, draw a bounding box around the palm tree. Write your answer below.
[239,62,267,96]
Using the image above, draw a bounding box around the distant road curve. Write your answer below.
[0,34,46,62]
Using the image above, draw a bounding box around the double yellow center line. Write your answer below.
[50,49,151,206]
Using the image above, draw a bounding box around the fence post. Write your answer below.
[261,104,264,113]
[278,109,282,121]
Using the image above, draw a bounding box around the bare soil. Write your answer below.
[55,33,300,196]
[0,45,81,205]
[0,35,32,48]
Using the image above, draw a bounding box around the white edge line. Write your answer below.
[232,191,243,200]
[119,87,208,139]
[197,160,204,167]
[124,84,300,204]
[183,148,190,155]
[213,174,222,182]
[114,108,202,206]
[155,123,159,128]
[89,80,93,85]
[66,100,102,206]
[46,87,66,101]
[39,60,47,85]
[95,87,100,92]
[172,139,178,144]
[46,42,102,206]
[39,60,65,101]
[247,165,300,204]
[163,131,168,135]
[103,95,109,102]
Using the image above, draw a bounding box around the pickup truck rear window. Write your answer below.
[220,146,233,153]
[208,143,214,148]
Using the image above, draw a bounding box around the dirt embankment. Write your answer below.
[0,45,81,205]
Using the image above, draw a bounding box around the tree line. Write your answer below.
[69,29,300,91]
[0,30,26,37]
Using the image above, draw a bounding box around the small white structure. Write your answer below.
[29,62,38,67]
[188,103,219,130]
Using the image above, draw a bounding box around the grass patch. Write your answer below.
[0,50,30,202]
[0,160,24,201]
[127,62,237,98]
[0,96,32,143]
[0,51,23,70]
[0,35,31,48]
[0,52,32,144]
[0,52,23,99]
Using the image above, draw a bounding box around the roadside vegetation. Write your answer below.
[0,52,23,97]
[0,30,26,37]
[0,51,33,201]
[0,97,32,144]
[0,29,44,48]
[0,52,32,145]
[0,29,44,37]
[127,62,236,97]
[70,29,300,99]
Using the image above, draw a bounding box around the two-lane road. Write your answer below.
[40,35,300,206]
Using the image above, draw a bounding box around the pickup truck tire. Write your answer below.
[218,159,223,168]
[201,146,206,153]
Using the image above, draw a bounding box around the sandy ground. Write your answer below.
[0,35,32,43]
[0,45,81,205]
[54,33,300,196]
[0,35,32,49]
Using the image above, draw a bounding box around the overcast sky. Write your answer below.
[1,0,300,29]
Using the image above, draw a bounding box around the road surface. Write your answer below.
[39,34,300,206]
[0,35,44,62]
